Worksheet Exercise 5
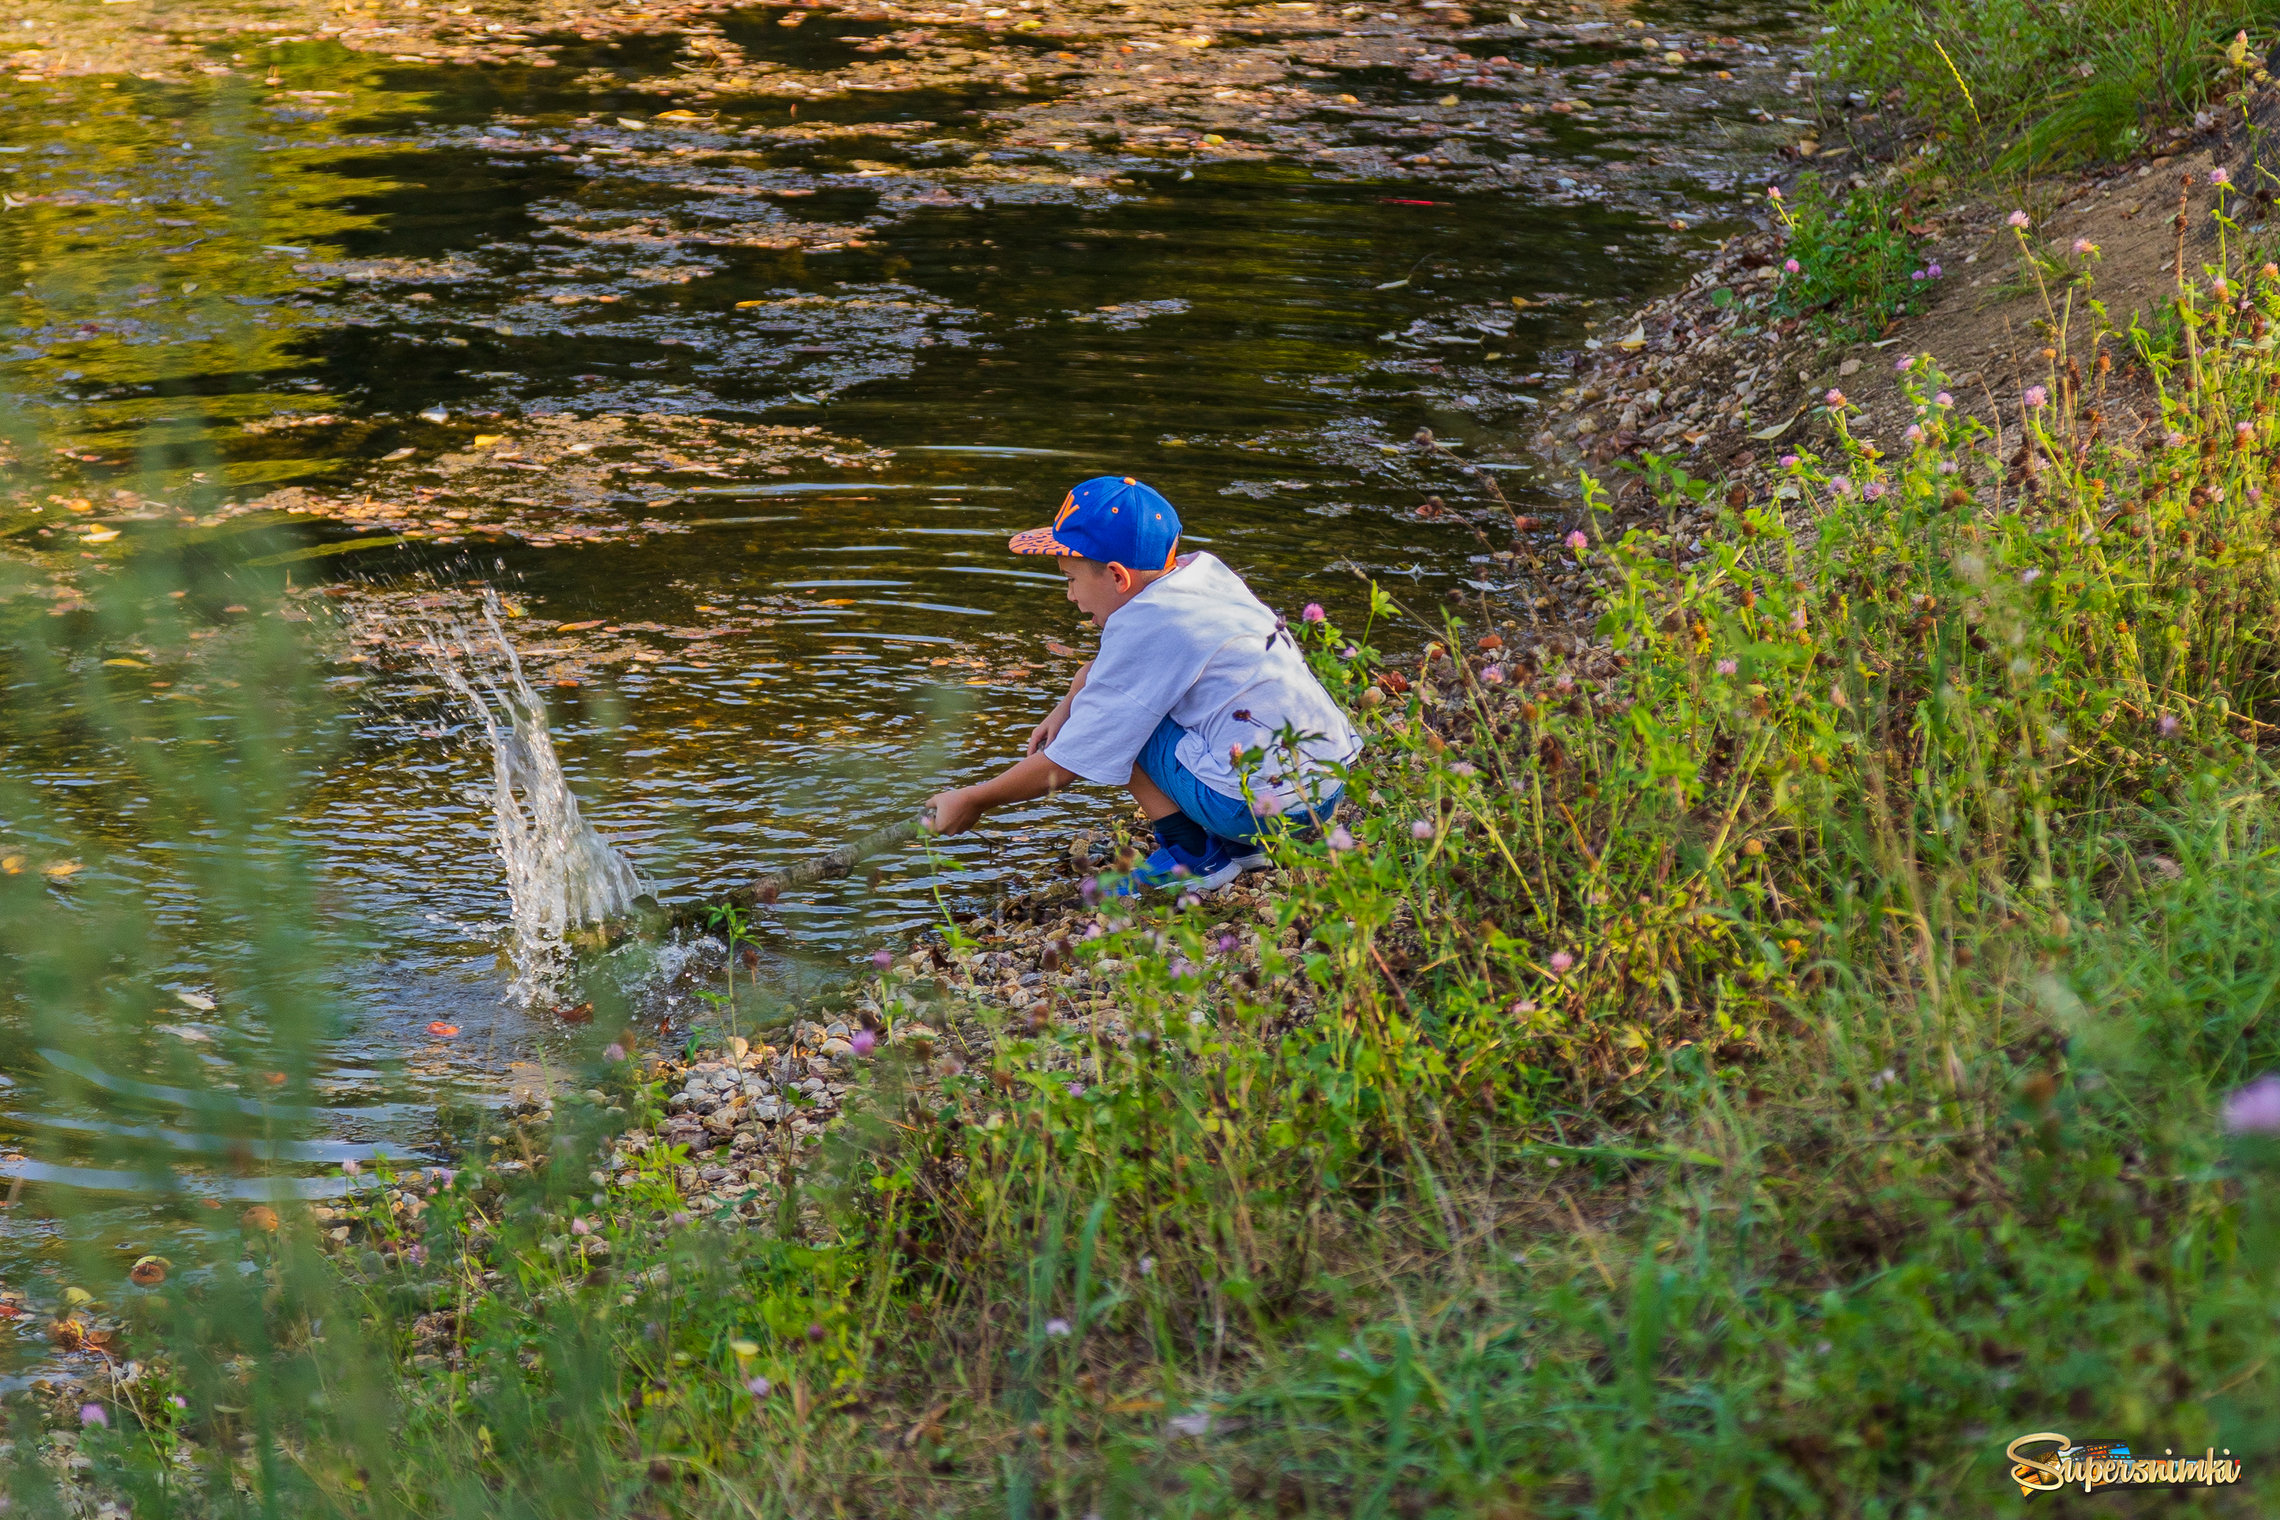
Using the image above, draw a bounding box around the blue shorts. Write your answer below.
[1134,715,1343,845]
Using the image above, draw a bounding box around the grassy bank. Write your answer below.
[20,14,2280,1520]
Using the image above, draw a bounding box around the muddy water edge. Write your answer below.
[0,0,1809,1385]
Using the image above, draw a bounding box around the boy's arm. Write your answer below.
[926,751,1080,837]
[1026,660,1092,757]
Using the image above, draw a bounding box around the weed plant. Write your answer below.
[1768,176,1939,341]
[16,257,2280,1517]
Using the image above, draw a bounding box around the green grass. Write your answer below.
[1822,0,2280,173]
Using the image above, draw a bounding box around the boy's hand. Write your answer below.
[925,787,983,837]
[1027,693,1075,756]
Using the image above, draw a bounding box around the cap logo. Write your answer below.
[1052,491,1080,528]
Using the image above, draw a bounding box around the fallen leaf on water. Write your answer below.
[241,1205,279,1232]
[1438,93,1459,105]
[616,117,647,129]
[61,1287,93,1309]
[129,1255,168,1286]
[655,109,702,120]
[473,433,505,446]
[381,447,417,462]
[41,860,82,878]
[152,1024,211,1043]
[176,989,216,1010]
[556,619,606,632]
[427,1022,461,1038]
[102,657,145,667]
[1510,296,1538,308]
[555,1002,593,1025]
[0,856,21,874]
[82,528,121,544]
[1044,640,1077,657]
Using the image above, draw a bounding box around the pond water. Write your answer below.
[0,0,1800,1379]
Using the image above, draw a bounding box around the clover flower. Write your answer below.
[1481,664,1506,685]
[1790,605,1808,631]
[1783,257,1801,274]
[80,1404,106,1429]
[2224,1075,2280,1132]
[849,1030,877,1056]
[1780,453,1799,468]
[1254,791,1285,817]
[2020,567,2041,585]
[1411,819,1435,840]
[2007,210,2030,227]
[1926,263,1941,278]
[2072,238,2098,256]
[1548,951,1574,974]
[1565,529,1589,553]
[1905,424,1923,443]
[2159,714,2181,738]
[747,1377,774,1398]
[1830,476,1853,495]
[1865,480,1886,500]
[1329,825,1356,851]
[1824,388,1846,407]
[1044,1318,1072,1337]
[604,1042,625,1062]
[2211,167,2232,186]
[1935,391,1953,407]
[2024,385,2047,408]
[571,1217,592,1236]
[1301,602,1326,622]
[1715,658,1738,676]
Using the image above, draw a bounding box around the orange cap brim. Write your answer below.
[1008,526,1077,556]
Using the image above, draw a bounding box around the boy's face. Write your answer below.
[1058,555,1133,625]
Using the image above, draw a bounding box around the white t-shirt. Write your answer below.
[1044,552,1361,810]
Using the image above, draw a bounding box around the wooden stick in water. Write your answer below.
[721,814,930,909]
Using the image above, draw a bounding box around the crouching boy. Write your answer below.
[924,475,1359,892]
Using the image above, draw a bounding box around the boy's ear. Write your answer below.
[1108,562,1134,592]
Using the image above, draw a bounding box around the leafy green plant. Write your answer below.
[1767,176,1939,341]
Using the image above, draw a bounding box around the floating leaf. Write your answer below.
[426,1022,461,1038]
[555,620,606,632]
[175,989,216,1010]
[82,528,121,544]
[241,1206,279,1232]
[41,860,82,878]
[101,656,145,667]
[129,1256,168,1287]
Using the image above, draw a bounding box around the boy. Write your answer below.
[925,475,1359,892]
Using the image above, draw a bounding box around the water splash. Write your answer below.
[423,592,648,1004]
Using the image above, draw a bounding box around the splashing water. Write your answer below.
[423,592,649,1004]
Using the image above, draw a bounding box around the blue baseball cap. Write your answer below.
[1009,475,1181,570]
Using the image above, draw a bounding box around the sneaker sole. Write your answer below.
[1229,852,1272,874]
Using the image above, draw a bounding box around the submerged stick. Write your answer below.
[643,814,931,931]
[729,816,929,908]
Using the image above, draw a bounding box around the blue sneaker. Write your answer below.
[1108,837,1241,897]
